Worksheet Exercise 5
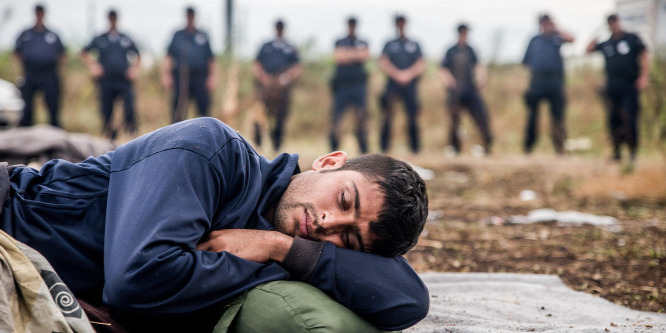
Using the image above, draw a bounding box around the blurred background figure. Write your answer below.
[522,14,574,155]
[329,16,370,154]
[80,9,140,139]
[378,15,425,154]
[586,14,650,163]
[13,4,65,128]
[253,19,302,152]
[439,23,492,156]
[161,6,216,123]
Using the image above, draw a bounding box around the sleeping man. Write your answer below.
[0,117,429,332]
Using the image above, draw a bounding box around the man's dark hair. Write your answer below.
[539,14,551,24]
[326,154,428,257]
[347,17,357,26]
[186,6,195,16]
[35,4,44,13]
[108,9,117,19]
[457,23,468,33]
[276,19,285,30]
[395,15,406,25]
[607,14,619,23]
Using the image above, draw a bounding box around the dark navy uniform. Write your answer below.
[380,38,423,153]
[14,27,65,127]
[594,33,646,160]
[83,32,139,137]
[330,36,369,153]
[441,44,492,153]
[255,39,300,151]
[167,29,214,122]
[522,33,567,154]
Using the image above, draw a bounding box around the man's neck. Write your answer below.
[34,23,46,32]
[611,30,625,40]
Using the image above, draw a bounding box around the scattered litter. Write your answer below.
[443,145,458,158]
[412,165,435,180]
[565,137,592,152]
[490,208,622,232]
[416,239,445,249]
[427,210,444,221]
[470,145,486,158]
[444,171,470,184]
[608,190,626,201]
[519,190,537,201]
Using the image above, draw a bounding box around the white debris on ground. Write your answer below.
[490,208,622,232]
[565,136,593,152]
[411,164,435,181]
[519,189,537,201]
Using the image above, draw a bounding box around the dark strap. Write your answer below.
[0,162,9,210]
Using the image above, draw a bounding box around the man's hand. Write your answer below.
[196,229,294,263]
[90,63,104,80]
[636,74,650,90]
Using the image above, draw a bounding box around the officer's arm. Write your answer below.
[79,50,103,79]
[438,67,455,89]
[378,54,401,80]
[406,58,426,81]
[284,63,302,83]
[475,64,488,88]
[558,31,575,43]
[160,56,174,89]
[127,54,141,82]
[252,61,271,86]
[206,59,217,91]
[637,49,651,90]
[334,46,369,65]
[585,39,598,54]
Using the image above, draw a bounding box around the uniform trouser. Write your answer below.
[447,85,493,152]
[329,82,368,154]
[524,78,566,154]
[259,84,291,151]
[172,73,210,123]
[605,79,640,159]
[99,78,136,138]
[380,80,420,153]
[19,72,61,127]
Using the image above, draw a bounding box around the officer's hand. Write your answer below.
[636,75,649,90]
[161,74,173,90]
[90,64,104,80]
[206,75,217,92]
[394,71,412,86]
[126,67,140,82]
[196,229,294,263]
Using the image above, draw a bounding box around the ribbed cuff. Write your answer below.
[282,237,325,282]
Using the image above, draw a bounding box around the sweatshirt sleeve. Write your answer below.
[102,122,289,314]
[285,239,429,331]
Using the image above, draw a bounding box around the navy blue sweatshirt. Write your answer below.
[1,118,428,330]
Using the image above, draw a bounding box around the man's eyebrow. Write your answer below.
[352,181,364,251]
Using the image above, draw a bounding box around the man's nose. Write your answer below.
[320,211,353,235]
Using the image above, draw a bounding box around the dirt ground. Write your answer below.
[403,153,666,313]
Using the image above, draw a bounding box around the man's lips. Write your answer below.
[299,209,311,239]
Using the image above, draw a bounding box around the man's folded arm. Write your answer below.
[282,238,429,331]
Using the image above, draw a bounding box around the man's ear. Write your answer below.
[312,151,347,171]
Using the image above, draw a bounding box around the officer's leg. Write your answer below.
[42,73,61,127]
[193,75,210,117]
[404,81,421,153]
[606,83,624,160]
[523,83,541,153]
[172,75,186,123]
[214,281,392,333]
[468,87,493,153]
[447,89,463,153]
[329,86,347,152]
[353,84,369,154]
[623,83,640,160]
[100,81,118,139]
[379,82,395,153]
[271,89,290,151]
[121,81,137,135]
[549,84,566,155]
[19,77,37,127]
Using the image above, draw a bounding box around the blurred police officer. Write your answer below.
[586,14,650,162]
[81,9,140,139]
[522,14,574,155]
[14,4,65,127]
[439,23,492,155]
[329,17,370,154]
[253,19,302,151]
[378,15,425,154]
[161,7,217,123]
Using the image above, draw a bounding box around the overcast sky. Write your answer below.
[0,0,618,63]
